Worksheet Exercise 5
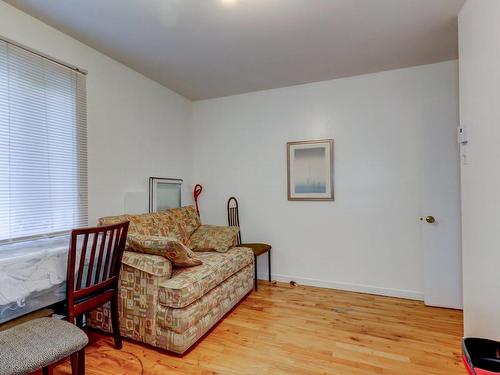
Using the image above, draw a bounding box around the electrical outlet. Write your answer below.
[458,124,469,144]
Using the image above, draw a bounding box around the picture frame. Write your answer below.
[149,177,182,212]
[287,139,334,201]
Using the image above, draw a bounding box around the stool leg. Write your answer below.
[78,348,85,375]
[70,353,78,375]
[268,249,271,282]
[254,254,258,291]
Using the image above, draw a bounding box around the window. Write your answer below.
[0,39,87,243]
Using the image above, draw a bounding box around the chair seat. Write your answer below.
[0,317,88,375]
[241,243,272,256]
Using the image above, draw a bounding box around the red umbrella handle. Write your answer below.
[193,184,203,216]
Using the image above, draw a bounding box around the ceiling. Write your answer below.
[6,0,465,100]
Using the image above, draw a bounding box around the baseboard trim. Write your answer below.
[257,272,424,301]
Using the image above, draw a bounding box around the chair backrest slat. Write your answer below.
[66,221,129,324]
[104,226,121,281]
[93,229,108,285]
[227,197,242,245]
[75,233,89,290]
[99,228,115,284]
[103,230,113,281]
[85,231,100,288]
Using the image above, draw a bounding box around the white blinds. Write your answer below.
[0,40,87,243]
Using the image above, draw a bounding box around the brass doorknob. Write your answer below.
[419,216,436,223]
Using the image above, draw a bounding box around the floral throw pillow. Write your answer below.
[187,225,240,253]
[127,234,202,267]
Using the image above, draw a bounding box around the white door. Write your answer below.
[421,97,462,309]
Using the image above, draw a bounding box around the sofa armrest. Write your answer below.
[122,251,172,278]
[87,251,171,344]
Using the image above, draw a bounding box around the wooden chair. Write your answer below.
[227,197,271,291]
[66,221,129,373]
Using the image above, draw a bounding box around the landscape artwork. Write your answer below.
[287,139,334,201]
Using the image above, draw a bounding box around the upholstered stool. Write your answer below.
[0,317,88,375]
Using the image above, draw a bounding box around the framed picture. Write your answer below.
[149,177,182,212]
[287,139,334,201]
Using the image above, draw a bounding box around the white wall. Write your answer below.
[0,1,192,224]
[459,0,500,339]
[0,0,463,304]
[192,61,459,299]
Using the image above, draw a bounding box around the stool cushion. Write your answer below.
[0,317,88,375]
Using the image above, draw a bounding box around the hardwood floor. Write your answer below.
[47,281,464,375]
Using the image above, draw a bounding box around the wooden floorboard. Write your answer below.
[46,281,464,374]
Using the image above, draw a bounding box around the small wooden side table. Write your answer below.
[227,197,272,291]
[241,243,271,291]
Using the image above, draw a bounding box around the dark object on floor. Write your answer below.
[66,221,130,375]
[0,317,88,375]
[463,337,500,374]
[290,281,297,287]
[227,196,272,291]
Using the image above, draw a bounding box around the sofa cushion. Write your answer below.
[98,214,131,227]
[161,206,201,238]
[127,234,202,267]
[158,246,253,308]
[152,206,200,243]
[99,213,158,236]
[148,213,187,243]
[188,225,240,253]
[99,206,200,244]
[157,264,253,334]
[122,251,172,277]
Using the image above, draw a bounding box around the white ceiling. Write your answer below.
[6,0,465,100]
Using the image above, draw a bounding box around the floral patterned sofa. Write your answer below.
[86,206,254,354]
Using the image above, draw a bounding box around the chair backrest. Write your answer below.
[66,221,129,323]
[227,197,242,245]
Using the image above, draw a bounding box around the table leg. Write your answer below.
[268,249,271,282]
[254,254,258,291]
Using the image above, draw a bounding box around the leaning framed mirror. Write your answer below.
[149,177,182,212]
